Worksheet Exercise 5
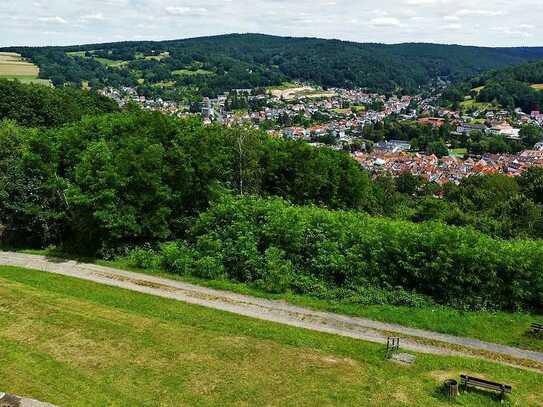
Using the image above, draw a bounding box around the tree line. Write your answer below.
[5,34,543,100]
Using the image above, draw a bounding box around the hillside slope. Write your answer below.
[1,265,543,406]
[444,59,543,112]
[3,34,543,96]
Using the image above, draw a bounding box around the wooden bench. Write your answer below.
[460,375,512,401]
[531,323,543,335]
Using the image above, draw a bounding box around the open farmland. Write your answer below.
[0,52,50,85]
[531,83,543,90]
[0,52,39,77]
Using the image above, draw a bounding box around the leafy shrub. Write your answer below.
[188,195,543,312]
[159,241,196,275]
[126,245,160,269]
[256,247,294,293]
[193,256,226,280]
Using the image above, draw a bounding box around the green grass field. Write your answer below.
[66,51,87,58]
[172,68,215,77]
[94,57,129,68]
[1,265,542,406]
[66,51,129,68]
[449,148,468,157]
[98,257,543,354]
[460,99,495,111]
[13,248,543,355]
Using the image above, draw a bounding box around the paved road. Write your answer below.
[1,251,542,371]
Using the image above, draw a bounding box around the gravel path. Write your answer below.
[1,251,542,370]
[0,391,56,407]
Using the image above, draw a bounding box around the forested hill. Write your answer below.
[3,34,543,96]
[443,59,543,112]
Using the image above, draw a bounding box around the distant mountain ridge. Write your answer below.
[3,33,543,96]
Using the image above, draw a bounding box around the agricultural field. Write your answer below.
[530,83,543,91]
[1,265,542,406]
[0,52,50,85]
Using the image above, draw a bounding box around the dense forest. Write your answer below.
[0,79,118,128]
[443,59,543,112]
[2,81,543,312]
[4,34,543,99]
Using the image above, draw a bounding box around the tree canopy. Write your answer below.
[5,34,543,99]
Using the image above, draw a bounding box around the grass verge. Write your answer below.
[0,265,542,406]
[11,248,543,354]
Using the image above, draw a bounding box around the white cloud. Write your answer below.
[0,0,541,47]
[80,13,106,22]
[456,9,503,17]
[370,17,401,26]
[165,6,208,16]
[38,16,67,24]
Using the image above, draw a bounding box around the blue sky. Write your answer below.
[1,0,542,47]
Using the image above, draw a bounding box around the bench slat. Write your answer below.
[460,375,512,393]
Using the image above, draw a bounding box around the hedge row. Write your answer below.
[131,195,543,312]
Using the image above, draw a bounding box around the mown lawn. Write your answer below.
[102,257,543,353]
[0,265,542,406]
[11,248,543,354]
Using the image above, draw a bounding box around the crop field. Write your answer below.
[1,265,542,406]
[530,83,543,91]
[0,52,51,86]
[0,52,40,78]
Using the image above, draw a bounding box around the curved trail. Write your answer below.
[1,251,542,371]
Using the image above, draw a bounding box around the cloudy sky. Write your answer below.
[2,0,542,47]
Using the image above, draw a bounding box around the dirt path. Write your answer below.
[1,251,542,371]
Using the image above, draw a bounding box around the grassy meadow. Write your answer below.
[1,265,542,406]
[460,99,495,111]
[172,68,215,76]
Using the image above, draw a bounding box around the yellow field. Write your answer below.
[0,52,40,77]
[530,83,543,91]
